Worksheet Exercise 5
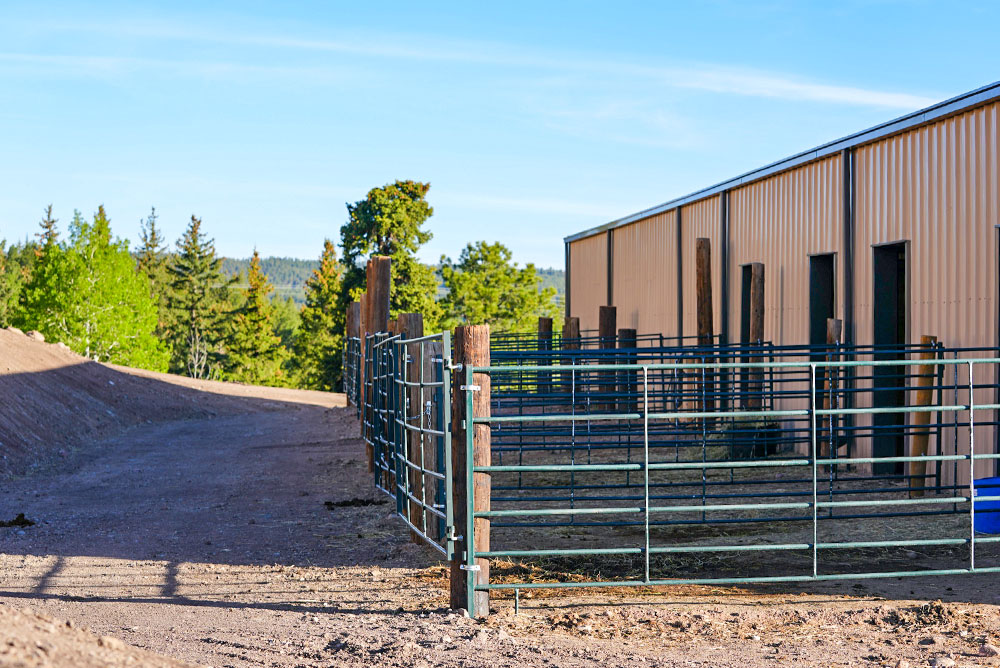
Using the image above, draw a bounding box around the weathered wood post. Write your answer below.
[820,318,843,460]
[450,325,491,617]
[618,328,637,413]
[562,316,580,394]
[599,306,617,409]
[746,262,765,410]
[398,312,425,541]
[695,239,715,414]
[909,334,938,498]
[695,239,714,348]
[365,257,391,471]
[538,317,553,394]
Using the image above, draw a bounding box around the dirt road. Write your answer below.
[3,373,1000,667]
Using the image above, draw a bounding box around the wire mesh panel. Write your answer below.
[344,336,362,407]
[362,332,454,556]
[463,353,1000,615]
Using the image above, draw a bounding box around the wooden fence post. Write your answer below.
[821,318,843,460]
[909,334,938,498]
[618,328,637,413]
[696,239,713,347]
[364,257,391,471]
[696,239,715,413]
[398,312,425,542]
[450,324,491,617]
[538,317,553,394]
[562,316,580,393]
[599,306,617,409]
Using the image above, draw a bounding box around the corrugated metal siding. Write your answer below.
[728,155,843,346]
[568,232,608,332]
[854,101,1000,482]
[612,210,678,336]
[681,196,722,339]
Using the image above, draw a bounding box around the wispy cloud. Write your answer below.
[15,18,940,110]
[0,51,361,83]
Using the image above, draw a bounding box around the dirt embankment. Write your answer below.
[0,327,332,477]
[0,605,198,667]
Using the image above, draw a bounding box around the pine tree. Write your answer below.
[226,250,287,386]
[17,208,72,331]
[36,205,58,254]
[294,240,343,390]
[165,215,231,377]
[137,207,168,290]
[17,206,168,369]
[340,180,441,328]
[137,207,171,336]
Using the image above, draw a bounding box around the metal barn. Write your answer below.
[564,81,1000,482]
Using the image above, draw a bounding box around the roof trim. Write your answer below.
[565,80,1000,244]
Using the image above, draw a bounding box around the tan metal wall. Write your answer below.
[612,210,678,336]
[728,154,843,346]
[852,100,1000,482]
[681,196,722,339]
[568,232,608,332]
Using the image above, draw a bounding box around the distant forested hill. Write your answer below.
[222,256,565,306]
[221,257,319,304]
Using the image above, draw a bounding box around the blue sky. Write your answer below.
[0,1,997,268]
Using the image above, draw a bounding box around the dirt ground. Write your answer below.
[3,333,1000,666]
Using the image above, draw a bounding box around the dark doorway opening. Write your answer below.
[809,254,836,349]
[872,242,908,475]
[740,264,753,344]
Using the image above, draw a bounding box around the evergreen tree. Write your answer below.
[17,208,73,332]
[340,180,441,328]
[36,204,58,254]
[226,250,287,386]
[165,215,231,378]
[137,207,171,336]
[17,206,168,369]
[137,207,169,292]
[439,241,560,332]
[294,239,343,391]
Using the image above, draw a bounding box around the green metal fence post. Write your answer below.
[643,366,650,584]
[465,364,477,616]
[969,361,976,571]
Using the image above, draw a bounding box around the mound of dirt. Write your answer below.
[0,327,337,477]
[0,604,197,667]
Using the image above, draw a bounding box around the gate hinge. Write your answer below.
[460,564,481,572]
[461,384,481,391]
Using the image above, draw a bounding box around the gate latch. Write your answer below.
[460,564,481,572]
[461,384,481,391]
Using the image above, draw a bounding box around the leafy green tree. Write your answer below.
[340,180,441,328]
[439,241,560,332]
[165,215,232,378]
[0,241,34,327]
[17,206,168,369]
[294,239,343,391]
[225,250,287,386]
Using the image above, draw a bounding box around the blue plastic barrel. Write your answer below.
[973,477,1000,534]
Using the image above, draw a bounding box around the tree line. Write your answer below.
[0,180,560,390]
